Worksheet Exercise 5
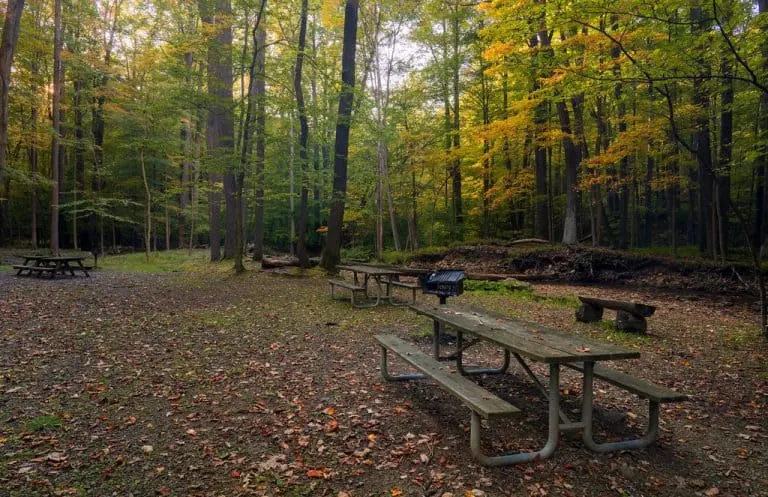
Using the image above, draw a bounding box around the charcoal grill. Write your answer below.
[422,269,465,304]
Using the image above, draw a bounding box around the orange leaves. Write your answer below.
[390,488,403,497]
[306,467,332,479]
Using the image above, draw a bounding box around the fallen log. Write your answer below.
[261,256,319,269]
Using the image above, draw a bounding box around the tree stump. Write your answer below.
[576,303,603,322]
[615,310,647,333]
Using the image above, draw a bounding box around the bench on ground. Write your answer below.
[328,279,376,308]
[388,279,420,306]
[72,265,92,276]
[564,361,688,452]
[375,334,521,464]
[12,265,56,277]
[576,296,656,333]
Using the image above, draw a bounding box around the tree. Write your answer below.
[0,0,25,242]
[320,0,359,271]
[294,0,310,268]
[199,0,235,262]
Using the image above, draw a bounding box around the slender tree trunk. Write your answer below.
[200,0,234,262]
[294,0,310,268]
[252,25,266,262]
[320,0,358,271]
[532,27,549,240]
[50,0,62,255]
[0,0,25,242]
[140,150,151,261]
[557,100,580,244]
[451,3,462,237]
[691,3,715,256]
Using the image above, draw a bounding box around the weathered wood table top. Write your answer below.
[409,302,640,364]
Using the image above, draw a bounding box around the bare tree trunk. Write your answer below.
[200,0,234,262]
[0,0,25,242]
[294,0,310,268]
[50,0,62,255]
[140,150,151,262]
[320,0,359,271]
[252,25,266,262]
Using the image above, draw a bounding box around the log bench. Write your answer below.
[375,334,521,463]
[388,280,420,306]
[564,361,688,452]
[328,279,376,308]
[13,265,56,278]
[576,296,656,333]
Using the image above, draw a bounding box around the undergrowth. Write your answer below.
[464,279,580,308]
[101,249,217,273]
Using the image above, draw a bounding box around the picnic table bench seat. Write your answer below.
[376,334,523,465]
[328,279,376,308]
[564,361,688,453]
[564,362,688,404]
[387,279,420,306]
[13,264,56,277]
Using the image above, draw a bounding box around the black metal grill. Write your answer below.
[422,270,465,303]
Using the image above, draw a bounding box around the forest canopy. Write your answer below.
[0,0,767,267]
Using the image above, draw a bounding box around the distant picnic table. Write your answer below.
[376,302,688,465]
[13,255,92,278]
[329,264,405,308]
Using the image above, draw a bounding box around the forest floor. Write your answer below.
[1,249,767,497]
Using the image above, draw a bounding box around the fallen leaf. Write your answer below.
[141,445,153,454]
[391,489,403,497]
[704,488,720,496]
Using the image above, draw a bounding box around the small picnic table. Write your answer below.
[378,302,686,465]
[14,255,91,278]
[336,264,403,307]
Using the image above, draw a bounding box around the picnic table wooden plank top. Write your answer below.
[409,302,640,364]
[337,264,404,276]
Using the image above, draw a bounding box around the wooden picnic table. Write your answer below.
[337,264,404,306]
[14,255,92,278]
[382,302,685,465]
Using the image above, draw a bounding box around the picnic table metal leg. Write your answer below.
[510,353,572,425]
[470,364,560,466]
[379,345,426,382]
[455,332,510,376]
[580,362,660,452]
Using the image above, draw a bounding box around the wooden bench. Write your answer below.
[388,280,420,306]
[13,265,56,278]
[328,279,375,308]
[564,361,688,452]
[576,296,656,333]
[375,334,521,464]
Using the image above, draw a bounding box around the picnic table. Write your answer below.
[376,302,687,465]
[14,255,92,278]
[329,264,404,307]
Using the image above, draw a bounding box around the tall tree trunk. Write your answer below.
[532,27,549,240]
[294,0,310,268]
[50,0,62,255]
[200,0,234,262]
[0,0,24,242]
[691,2,715,256]
[557,100,580,244]
[252,25,267,262]
[140,150,151,261]
[719,56,733,259]
[451,3,462,237]
[320,0,358,271]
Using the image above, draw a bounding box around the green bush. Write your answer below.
[340,246,374,262]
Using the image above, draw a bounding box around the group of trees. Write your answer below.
[1,0,768,273]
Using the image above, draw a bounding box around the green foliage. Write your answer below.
[340,246,374,262]
[593,321,651,346]
[381,250,411,265]
[25,415,62,433]
[464,279,579,308]
[101,249,212,273]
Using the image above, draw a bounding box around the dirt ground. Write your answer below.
[1,261,766,497]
